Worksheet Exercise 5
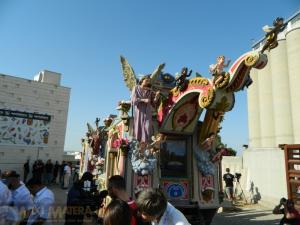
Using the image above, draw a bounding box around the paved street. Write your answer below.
[49,185,282,225]
[211,207,282,225]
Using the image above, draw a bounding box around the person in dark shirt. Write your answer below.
[36,160,44,182]
[273,198,300,225]
[223,168,235,200]
[65,172,104,225]
[52,161,60,184]
[45,159,53,185]
[32,160,38,179]
[23,160,30,183]
[59,161,66,187]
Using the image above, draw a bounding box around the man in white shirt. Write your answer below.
[0,179,11,206]
[63,162,72,189]
[6,171,34,219]
[0,172,18,225]
[136,188,190,225]
[26,178,54,225]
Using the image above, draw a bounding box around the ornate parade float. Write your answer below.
[80,17,285,224]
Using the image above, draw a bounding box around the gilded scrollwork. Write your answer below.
[199,87,215,108]
[170,86,180,97]
[214,72,230,89]
[189,77,210,86]
[245,52,259,67]
[170,77,210,97]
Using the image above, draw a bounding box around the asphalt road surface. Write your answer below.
[211,207,282,225]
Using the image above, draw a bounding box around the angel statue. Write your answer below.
[87,118,101,156]
[261,17,285,54]
[120,56,165,143]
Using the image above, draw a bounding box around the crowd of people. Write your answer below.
[1,162,300,225]
[0,170,54,225]
[24,159,74,189]
[64,174,191,225]
[0,164,192,225]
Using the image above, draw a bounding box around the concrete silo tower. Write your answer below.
[241,11,300,205]
[248,12,300,148]
[286,18,300,143]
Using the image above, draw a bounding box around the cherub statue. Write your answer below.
[261,17,285,54]
[175,67,192,91]
[120,56,165,143]
[149,133,166,156]
[209,55,231,86]
[131,141,157,175]
[195,132,216,176]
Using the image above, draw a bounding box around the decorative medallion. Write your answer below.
[133,174,152,194]
[162,180,189,200]
[172,97,199,131]
[199,174,215,203]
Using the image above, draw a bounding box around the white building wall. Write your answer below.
[257,52,276,147]
[247,69,261,148]
[286,21,300,143]
[269,38,294,145]
[0,71,70,178]
[243,148,287,203]
[222,149,287,206]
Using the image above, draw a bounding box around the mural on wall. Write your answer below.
[0,109,51,146]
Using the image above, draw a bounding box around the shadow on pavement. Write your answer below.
[211,208,282,225]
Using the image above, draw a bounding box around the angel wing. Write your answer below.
[262,25,273,33]
[150,63,165,85]
[120,55,137,91]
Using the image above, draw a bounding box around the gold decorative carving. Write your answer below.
[189,77,209,86]
[245,53,259,67]
[199,87,215,108]
[170,77,210,98]
[170,87,180,97]
[215,72,230,89]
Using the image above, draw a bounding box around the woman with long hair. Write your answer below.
[103,199,131,225]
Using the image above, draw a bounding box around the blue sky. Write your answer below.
[0,0,299,154]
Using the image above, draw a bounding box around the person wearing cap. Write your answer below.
[6,171,34,219]
[26,178,54,225]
